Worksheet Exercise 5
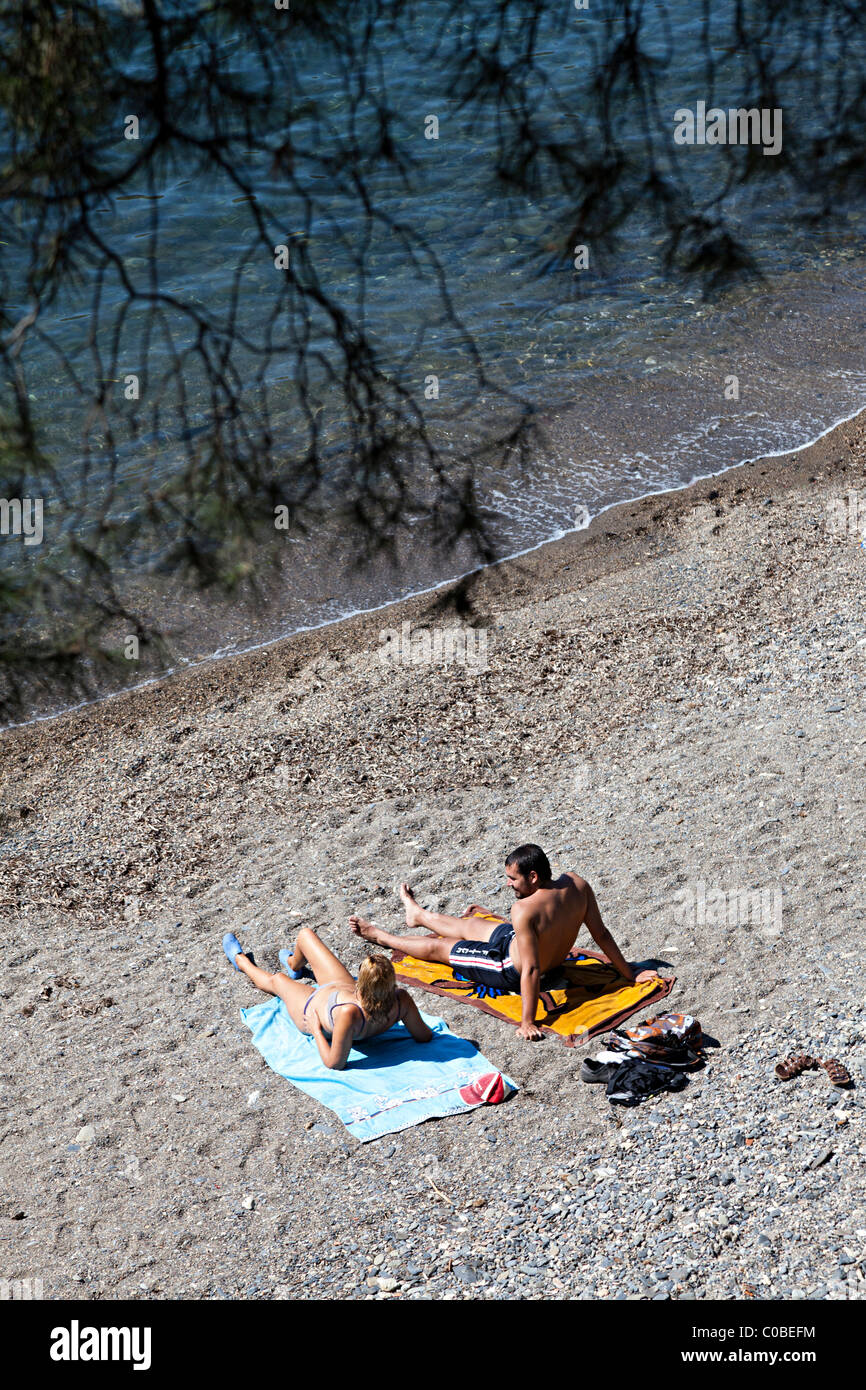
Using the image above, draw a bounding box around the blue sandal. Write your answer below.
[279,948,313,981]
[223,933,255,971]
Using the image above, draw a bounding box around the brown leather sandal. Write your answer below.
[820,1057,852,1087]
[774,1053,819,1080]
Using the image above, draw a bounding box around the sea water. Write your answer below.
[4,1,866,714]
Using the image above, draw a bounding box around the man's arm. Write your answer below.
[575,876,659,984]
[586,922,635,982]
[512,916,543,1041]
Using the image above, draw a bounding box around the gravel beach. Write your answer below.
[2,415,866,1302]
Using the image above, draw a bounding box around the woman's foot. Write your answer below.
[279,947,313,981]
[398,882,424,928]
[223,933,255,971]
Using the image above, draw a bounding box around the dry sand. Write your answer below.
[2,415,866,1300]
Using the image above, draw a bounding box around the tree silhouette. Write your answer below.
[1,0,865,720]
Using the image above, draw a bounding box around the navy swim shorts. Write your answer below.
[449,921,521,992]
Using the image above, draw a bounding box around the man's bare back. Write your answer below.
[508,871,587,974]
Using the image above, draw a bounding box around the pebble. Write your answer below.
[810,1148,834,1170]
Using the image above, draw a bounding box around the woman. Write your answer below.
[222,925,433,1070]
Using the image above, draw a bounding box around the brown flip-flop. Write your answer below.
[774,1053,819,1081]
[820,1057,852,1087]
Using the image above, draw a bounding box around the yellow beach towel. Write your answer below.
[392,914,673,1047]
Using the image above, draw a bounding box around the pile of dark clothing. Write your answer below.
[580,1012,707,1107]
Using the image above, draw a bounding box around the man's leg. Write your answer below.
[397,883,502,941]
[349,915,453,964]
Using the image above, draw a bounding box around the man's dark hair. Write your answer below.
[505,844,551,882]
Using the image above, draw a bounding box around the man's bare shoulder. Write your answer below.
[562,871,588,893]
[510,897,536,929]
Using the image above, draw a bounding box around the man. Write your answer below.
[349,843,659,1041]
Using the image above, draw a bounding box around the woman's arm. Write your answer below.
[399,990,434,1043]
[309,1012,355,1070]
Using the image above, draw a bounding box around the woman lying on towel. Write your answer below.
[223,926,433,1069]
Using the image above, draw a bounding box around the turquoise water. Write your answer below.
[6,1,866,701]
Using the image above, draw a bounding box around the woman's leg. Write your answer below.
[288,926,355,990]
[235,952,314,1032]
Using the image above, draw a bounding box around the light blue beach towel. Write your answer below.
[241,995,516,1142]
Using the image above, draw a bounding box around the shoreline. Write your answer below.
[5,397,866,740]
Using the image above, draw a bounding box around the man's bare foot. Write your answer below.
[349,915,386,945]
[398,882,424,928]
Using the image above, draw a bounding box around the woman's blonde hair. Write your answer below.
[356,954,398,1020]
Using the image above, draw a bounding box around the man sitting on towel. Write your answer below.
[350,843,658,1042]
